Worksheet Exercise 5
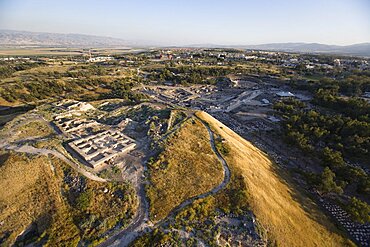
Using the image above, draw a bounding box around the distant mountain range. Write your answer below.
[1,29,369,56]
[187,42,370,57]
[241,42,370,57]
[0,29,134,47]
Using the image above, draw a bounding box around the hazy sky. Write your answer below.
[0,0,369,45]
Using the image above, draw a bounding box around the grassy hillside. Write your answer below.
[0,151,137,246]
[196,111,352,247]
[146,117,223,221]
[0,62,142,106]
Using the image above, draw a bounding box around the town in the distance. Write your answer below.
[0,46,369,247]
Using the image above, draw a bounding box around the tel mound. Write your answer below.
[196,111,352,246]
[143,111,352,246]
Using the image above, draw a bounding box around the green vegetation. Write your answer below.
[132,229,181,247]
[197,111,351,247]
[214,135,230,156]
[0,61,42,79]
[319,167,344,194]
[0,63,144,105]
[146,117,223,221]
[274,80,370,223]
[274,98,369,194]
[0,151,137,246]
[345,197,370,224]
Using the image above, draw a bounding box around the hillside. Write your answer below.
[196,111,352,247]
[0,29,132,47]
[135,111,352,246]
[0,151,138,246]
[146,117,224,221]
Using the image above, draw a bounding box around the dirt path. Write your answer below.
[0,142,107,182]
[1,111,230,247]
[104,117,231,247]
[155,118,231,227]
[98,169,151,247]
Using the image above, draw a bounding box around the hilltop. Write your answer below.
[195,111,353,246]
[133,111,352,246]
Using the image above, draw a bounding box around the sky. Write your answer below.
[0,0,369,46]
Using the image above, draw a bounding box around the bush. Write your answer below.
[346,197,370,223]
[319,167,343,194]
[76,190,92,210]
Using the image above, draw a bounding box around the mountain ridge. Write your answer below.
[1,29,369,56]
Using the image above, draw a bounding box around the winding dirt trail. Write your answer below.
[1,112,231,247]
[105,117,231,247]
[0,142,107,182]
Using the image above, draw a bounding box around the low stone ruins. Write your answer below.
[69,130,136,168]
[321,199,370,246]
[53,100,137,168]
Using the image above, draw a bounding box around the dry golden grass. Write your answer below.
[0,96,18,106]
[0,152,137,246]
[147,118,223,221]
[196,111,352,247]
[0,153,63,246]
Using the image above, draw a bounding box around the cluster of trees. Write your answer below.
[274,97,369,223]
[66,65,109,78]
[100,80,147,102]
[0,61,42,79]
[346,197,370,223]
[1,78,86,103]
[132,229,181,246]
[177,197,216,222]
[146,65,235,85]
[0,62,147,104]
[293,75,370,97]
[314,88,369,121]
[274,98,369,162]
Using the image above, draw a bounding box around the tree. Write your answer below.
[319,167,343,194]
[76,190,92,210]
[321,147,345,170]
[346,197,370,223]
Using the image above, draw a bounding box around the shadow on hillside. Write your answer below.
[13,212,51,246]
[266,152,351,241]
[0,105,35,115]
[0,104,35,128]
